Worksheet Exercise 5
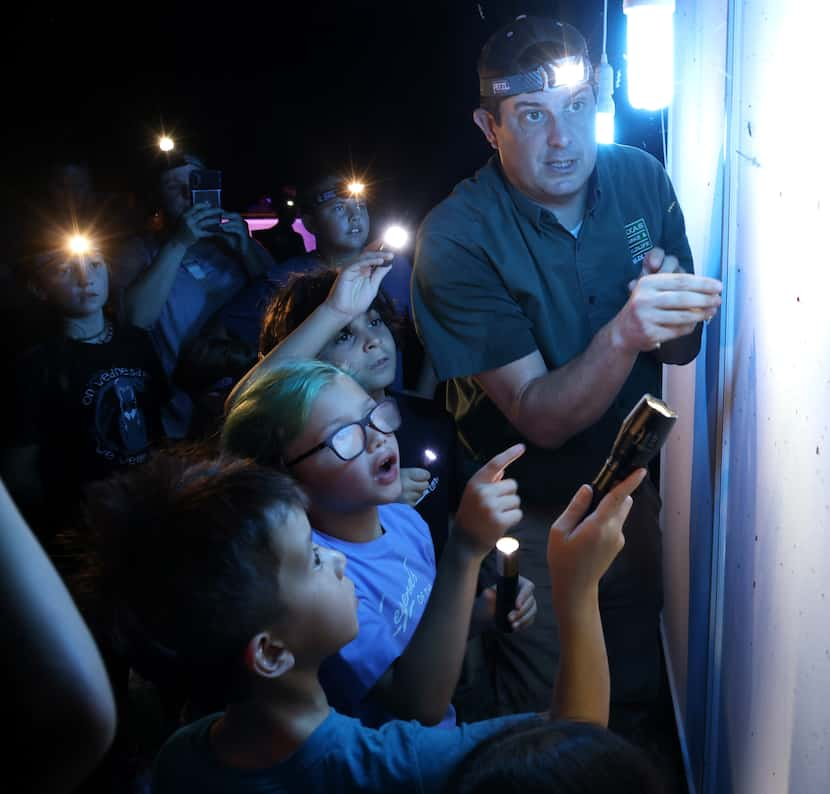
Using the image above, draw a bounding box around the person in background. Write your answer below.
[1,230,167,542]
[112,152,275,438]
[412,15,722,738]
[78,447,644,793]
[277,167,435,396]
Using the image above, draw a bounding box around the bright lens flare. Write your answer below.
[67,234,91,255]
[423,448,437,463]
[496,537,520,555]
[382,225,409,250]
[158,136,175,152]
[347,181,365,196]
[552,58,588,88]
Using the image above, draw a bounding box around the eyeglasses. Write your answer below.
[285,398,401,467]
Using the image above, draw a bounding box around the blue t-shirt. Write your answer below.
[152,709,536,794]
[314,503,455,728]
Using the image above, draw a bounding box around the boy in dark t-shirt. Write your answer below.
[2,235,168,537]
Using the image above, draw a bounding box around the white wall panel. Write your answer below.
[666,1,830,792]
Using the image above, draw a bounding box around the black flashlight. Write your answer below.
[495,537,520,632]
[589,394,677,512]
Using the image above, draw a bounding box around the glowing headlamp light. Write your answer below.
[480,55,592,98]
[67,234,92,255]
[313,180,368,207]
[158,136,175,152]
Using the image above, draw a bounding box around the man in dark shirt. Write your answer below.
[412,16,722,729]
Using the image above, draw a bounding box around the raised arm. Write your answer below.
[225,251,393,410]
[123,203,224,328]
[370,444,525,725]
[1,480,116,793]
[547,468,645,724]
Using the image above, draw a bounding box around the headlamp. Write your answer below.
[480,55,592,98]
[67,234,92,255]
[312,179,367,207]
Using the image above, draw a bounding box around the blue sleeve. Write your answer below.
[388,713,539,792]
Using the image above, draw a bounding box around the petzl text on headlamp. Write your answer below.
[589,394,677,511]
[480,55,592,98]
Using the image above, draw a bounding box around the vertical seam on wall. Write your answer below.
[703,0,742,791]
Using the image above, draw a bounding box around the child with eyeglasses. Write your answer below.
[222,359,537,728]
[226,253,456,556]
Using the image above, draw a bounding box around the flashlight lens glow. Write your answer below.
[286,199,295,207]
[382,225,409,250]
[423,448,437,463]
[347,181,365,196]
[68,234,91,255]
[496,537,520,555]
[159,136,175,152]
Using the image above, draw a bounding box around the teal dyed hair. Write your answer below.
[221,359,345,468]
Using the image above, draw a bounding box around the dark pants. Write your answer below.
[456,478,664,720]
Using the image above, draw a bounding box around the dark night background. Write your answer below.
[3,0,665,243]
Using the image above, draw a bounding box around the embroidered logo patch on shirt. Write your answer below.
[624,218,653,265]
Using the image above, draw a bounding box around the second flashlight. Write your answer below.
[495,537,520,633]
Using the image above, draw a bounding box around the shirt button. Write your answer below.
[588,295,597,305]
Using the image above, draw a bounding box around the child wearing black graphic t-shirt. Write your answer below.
[2,240,168,541]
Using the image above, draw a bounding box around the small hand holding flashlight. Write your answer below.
[325,252,394,321]
[589,394,677,512]
[399,468,433,507]
[548,468,646,614]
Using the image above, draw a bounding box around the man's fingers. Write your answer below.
[644,273,723,294]
[642,247,665,273]
[476,443,526,482]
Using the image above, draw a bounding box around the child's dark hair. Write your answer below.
[259,266,403,357]
[74,453,308,698]
[173,335,257,395]
[445,718,666,794]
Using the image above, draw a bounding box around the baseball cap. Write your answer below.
[478,16,592,98]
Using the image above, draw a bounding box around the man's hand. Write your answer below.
[473,575,537,633]
[627,246,684,290]
[453,443,525,558]
[217,212,252,255]
[547,468,646,615]
[324,250,395,322]
[398,467,432,507]
[170,203,224,248]
[611,270,722,354]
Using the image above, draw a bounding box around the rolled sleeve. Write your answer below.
[412,222,537,382]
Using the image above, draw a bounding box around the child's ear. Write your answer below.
[244,632,295,679]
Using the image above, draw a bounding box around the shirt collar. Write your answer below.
[490,151,604,228]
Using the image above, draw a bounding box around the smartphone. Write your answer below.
[189,169,223,209]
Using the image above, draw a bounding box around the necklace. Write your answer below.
[70,320,113,344]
